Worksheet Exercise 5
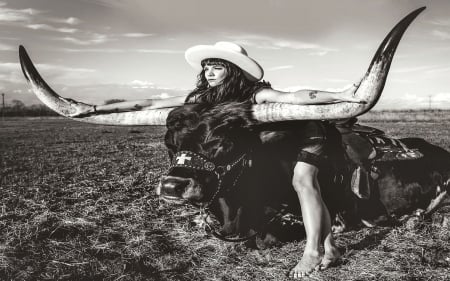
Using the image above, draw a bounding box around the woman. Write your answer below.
[72,42,361,115]
[73,42,361,278]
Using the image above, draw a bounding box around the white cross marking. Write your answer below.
[176,153,192,164]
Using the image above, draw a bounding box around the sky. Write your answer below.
[0,0,449,110]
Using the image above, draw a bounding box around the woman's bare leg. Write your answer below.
[289,162,323,279]
[315,176,340,270]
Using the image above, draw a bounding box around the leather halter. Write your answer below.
[169,150,256,242]
[169,150,250,198]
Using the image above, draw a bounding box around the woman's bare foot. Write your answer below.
[289,251,321,279]
[318,246,340,270]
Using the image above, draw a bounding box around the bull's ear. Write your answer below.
[164,131,178,160]
[166,110,200,130]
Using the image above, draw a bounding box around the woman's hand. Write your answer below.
[340,79,365,103]
[67,100,96,117]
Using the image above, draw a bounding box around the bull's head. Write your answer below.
[157,103,258,205]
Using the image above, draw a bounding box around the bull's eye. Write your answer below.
[204,162,215,171]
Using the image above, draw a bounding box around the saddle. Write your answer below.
[335,118,423,199]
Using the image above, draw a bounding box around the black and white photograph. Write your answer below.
[1,0,449,280]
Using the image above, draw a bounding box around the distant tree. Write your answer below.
[104,99,126,105]
[11,99,25,110]
[2,100,59,117]
[27,104,58,116]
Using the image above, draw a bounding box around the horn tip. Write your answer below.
[18,45,31,81]
[19,45,27,57]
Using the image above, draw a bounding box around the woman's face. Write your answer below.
[203,64,228,87]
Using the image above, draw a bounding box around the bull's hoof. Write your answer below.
[432,212,450,229]
[404,216,422,230]
[255,233,280,249]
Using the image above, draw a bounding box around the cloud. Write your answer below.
[26,24,77,33]
[59,33,111,45]
[391,64,450,75]
[51,17,81,25]
[62,48,183,54]
[136,49,184,54]
[425,66,450,74]
[88,0,126,8]
[34,64,96,74]
[428,19,450,27]
[0,2,80,34]
[377,92,450,110]
[0,4,37,22]
[432,30,450,40]
[0,60,99,88]
[122,33,154,38]
[392,65,437,74]
[0,42,14,51]
[267,65,294,71]
[153,93,173,99]
[128,80,154,89]
[44,16,82,26]
[0,62,20,71]
[63,48,126,53]
[325,78,351,83]
[0,62,28,84]
[309,50,329,56]
[433,92,450,102]
[226,34,337,55]
[66,17,81,25]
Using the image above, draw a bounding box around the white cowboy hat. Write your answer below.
[185,41,264,81]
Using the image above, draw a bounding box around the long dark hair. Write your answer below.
[185,58,270,104]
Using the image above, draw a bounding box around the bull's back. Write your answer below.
[375,137,450,216]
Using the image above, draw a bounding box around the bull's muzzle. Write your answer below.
[158,175,203,202]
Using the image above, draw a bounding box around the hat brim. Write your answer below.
[185,45,263,81]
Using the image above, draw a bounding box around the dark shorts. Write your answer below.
[296,121,326,167]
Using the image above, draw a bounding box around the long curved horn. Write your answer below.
[20,7,425,125]
[253,6,426,122]
[19,45,171,125]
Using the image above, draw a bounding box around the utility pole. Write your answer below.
[1,93,4,120]
[428,95,432,110]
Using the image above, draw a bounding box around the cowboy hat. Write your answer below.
[185,41,264,81]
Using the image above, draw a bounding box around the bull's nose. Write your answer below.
[159,176,193,197]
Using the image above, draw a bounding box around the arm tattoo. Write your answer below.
[309,90,318,99]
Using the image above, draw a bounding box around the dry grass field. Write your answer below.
[1,112,449,281]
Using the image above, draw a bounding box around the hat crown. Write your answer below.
[214,41,248,56]
[185,41,263,81]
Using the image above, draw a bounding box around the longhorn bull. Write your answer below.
[158,102,450,246]
[17,7,447,243]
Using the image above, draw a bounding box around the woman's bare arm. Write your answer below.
[254,83,363,105]
[71,95,188,117]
